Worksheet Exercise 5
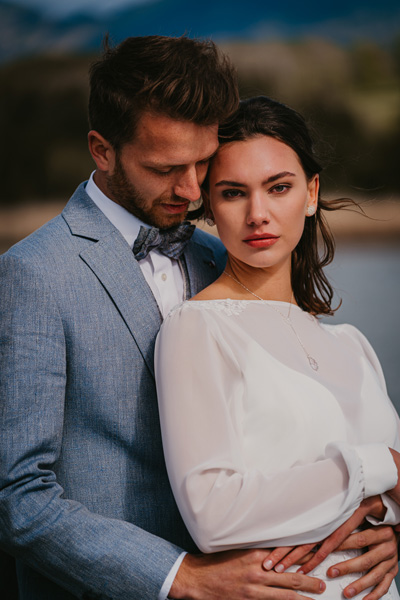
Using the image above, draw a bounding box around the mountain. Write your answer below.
[1,0,399,63]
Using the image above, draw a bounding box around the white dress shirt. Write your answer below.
[86,172,185,318]
[85,173,187,598]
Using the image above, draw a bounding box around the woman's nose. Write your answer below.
[247,193,270,226]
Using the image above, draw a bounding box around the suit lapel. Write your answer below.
[62,185,226,376]
[63,184,162,377]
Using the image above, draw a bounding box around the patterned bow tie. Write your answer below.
[133,221,195,261]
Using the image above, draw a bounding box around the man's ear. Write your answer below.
[88,130,115,172]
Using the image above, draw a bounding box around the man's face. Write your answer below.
[97,112,219,229]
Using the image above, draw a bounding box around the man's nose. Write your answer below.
[173,167,201,203]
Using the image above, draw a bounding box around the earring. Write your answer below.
[205,217,215,226]
[306,206,316,216]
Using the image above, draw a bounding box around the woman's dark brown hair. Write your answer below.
[203,95,360,316]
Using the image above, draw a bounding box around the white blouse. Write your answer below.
[155,299,400,556]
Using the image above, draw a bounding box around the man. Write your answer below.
[0,35,397,600]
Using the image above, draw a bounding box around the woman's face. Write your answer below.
[208,135,319,272]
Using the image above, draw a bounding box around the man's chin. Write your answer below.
[154,211,189,230]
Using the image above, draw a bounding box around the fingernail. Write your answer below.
[275,564,284,573]
[346,588,356,598]
[320,582,326,592]
[264,560,273,570]
[330,568,340,578]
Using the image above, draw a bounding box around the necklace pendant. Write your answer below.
[223,271,320,372]
[308,356,319,371]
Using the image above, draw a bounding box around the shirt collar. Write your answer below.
[85,171,150,248]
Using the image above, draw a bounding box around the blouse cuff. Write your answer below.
[354,444,398,497]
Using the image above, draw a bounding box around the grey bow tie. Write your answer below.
[133,221,195,261]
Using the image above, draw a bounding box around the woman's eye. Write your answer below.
[271,184,290,194]
[222,189,244,198]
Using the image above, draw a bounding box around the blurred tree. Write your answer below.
[0,55,93,205]
[0,41,399,206]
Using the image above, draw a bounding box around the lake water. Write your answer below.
[323,241,400,414]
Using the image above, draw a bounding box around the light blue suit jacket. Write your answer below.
[0,183,227,599]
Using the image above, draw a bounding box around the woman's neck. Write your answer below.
[224,257,293,304]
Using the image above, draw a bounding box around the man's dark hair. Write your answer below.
[88,35,239,150]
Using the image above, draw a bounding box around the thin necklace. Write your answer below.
[223,270,319,371]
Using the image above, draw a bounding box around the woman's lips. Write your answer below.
[243,234,279,248]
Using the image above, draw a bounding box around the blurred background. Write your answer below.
[0,3,399,417]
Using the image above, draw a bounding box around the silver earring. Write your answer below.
[205,217,215,226]
[306,206,316,216]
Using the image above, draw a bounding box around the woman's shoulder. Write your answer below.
[165,297,251,323]
[321,321,370,344]
[321,321,385,381]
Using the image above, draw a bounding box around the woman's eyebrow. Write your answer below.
[214,180,246,187]
[215,171,296,187]
[264,171,296,184]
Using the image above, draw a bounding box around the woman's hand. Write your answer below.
[263,497,386,574]
[263,497,398,599]
[325,525,398,600]
[263,526,398,599]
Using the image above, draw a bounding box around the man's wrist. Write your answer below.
[159,552,187,600]
[169,553,202,600]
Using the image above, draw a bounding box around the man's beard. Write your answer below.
[106,154,190,230]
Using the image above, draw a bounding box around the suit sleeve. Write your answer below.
[0,253,182,600]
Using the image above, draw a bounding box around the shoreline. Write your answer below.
[1,199,399,254]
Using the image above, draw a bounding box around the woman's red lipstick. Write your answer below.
[243,233,279,248]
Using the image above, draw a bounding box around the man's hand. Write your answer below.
[170,549,326,600]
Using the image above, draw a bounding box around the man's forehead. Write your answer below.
[131,111,219,162]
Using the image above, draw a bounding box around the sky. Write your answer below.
[6,0,153,17]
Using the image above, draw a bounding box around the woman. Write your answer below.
[155,96,400,599]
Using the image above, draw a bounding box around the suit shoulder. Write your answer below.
[1,213,70,270]
[191,227,225,255]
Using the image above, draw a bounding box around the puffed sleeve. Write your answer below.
[342,324,400,526]
[155,305,398,553]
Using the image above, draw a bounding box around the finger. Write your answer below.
[263,571,326,595]
[271,544,317,573]
[337,526,395,552]
[297,513,368,574]
[343,570,396,600]
[327,544,397,578]
[262,593,321,600]
[263,546,294,570]
[261,591,320,600]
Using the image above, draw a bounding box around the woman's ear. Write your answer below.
[88,130,116,173]
[306,174,319,217]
